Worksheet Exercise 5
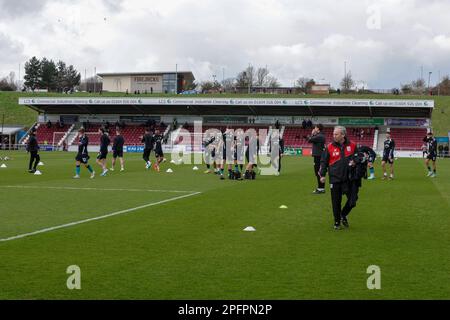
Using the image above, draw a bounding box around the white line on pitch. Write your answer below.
[0,185,198,194]
[0,191,201,243]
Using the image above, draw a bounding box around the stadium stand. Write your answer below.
[283,126,375,148]
[32,123,71,145]
[389,128,427,151]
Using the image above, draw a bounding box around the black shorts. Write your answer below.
[97,151,108,160]
[427,153,437,161]
[143,148,152,159]
[211,148,216,158]
[76,154,90,164]
[382,155,394,164]
[113,150,123,158]
[155,150,164,158]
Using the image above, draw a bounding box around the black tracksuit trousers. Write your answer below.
[330,180,359,224]
[314,156,325,189]
[29,151,40,171]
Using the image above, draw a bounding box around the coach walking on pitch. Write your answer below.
[307,124,326,194]
[319,126,363,230]
[26,127,40,173]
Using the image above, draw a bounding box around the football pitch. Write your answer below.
[0,151,449,299]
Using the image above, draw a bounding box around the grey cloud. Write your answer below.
[0,0,49,17]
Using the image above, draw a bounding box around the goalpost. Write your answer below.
[52,132,68,150]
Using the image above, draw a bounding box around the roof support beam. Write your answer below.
[76,104,92,114]
[131,104,145,115]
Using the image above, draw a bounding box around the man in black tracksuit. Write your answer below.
[141,128,154,170]
[111,128,125,172]
[96,128,111,176]
[26,128,40,173]
[307,124,326,194]
[319,126,360,230]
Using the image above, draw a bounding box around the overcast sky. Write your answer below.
[1,0,450,89]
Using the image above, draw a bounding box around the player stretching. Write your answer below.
[357,145,377,180]
[424,131,437,178]
[111,128,125,172]
[74,128,95,179]
[381,132,395,180]
[96,127,110,176]
[203,134,217,174]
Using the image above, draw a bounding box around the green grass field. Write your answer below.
[1,91,449,136]
[0,151,449,299]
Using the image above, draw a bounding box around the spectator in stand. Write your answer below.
[302,119,307,129]
[360,129,365,140]
[275,120,280,130]
[306,119,313,129]
[46,120,52,128]
[444,145,449,157]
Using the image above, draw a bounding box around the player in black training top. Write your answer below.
[244,133,260,180]
[203,133,218,174]
[26,127,40,173]
[141,128,154,170]
[381,132,395,180]
[74,127,95,179]
[424,131,438,178]
[357,145,377,180]
[153,129,165,172]
[218,128,233,180]
[111,128,125,172]
[96,127,111,176]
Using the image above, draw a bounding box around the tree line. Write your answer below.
[23,56,81,92]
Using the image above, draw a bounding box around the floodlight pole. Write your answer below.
[428,71,432,93]
[175,64,178,94]
[94,67,97,93]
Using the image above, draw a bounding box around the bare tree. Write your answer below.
[0,72,18,91]
[236,65,256,88]
[266,75,280,88]
[221,78,236,91]
[200,80,222,93]
[410,78,426,94]
[255,67,269,87]
[340,72,354,92]
[296,77,314,92]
